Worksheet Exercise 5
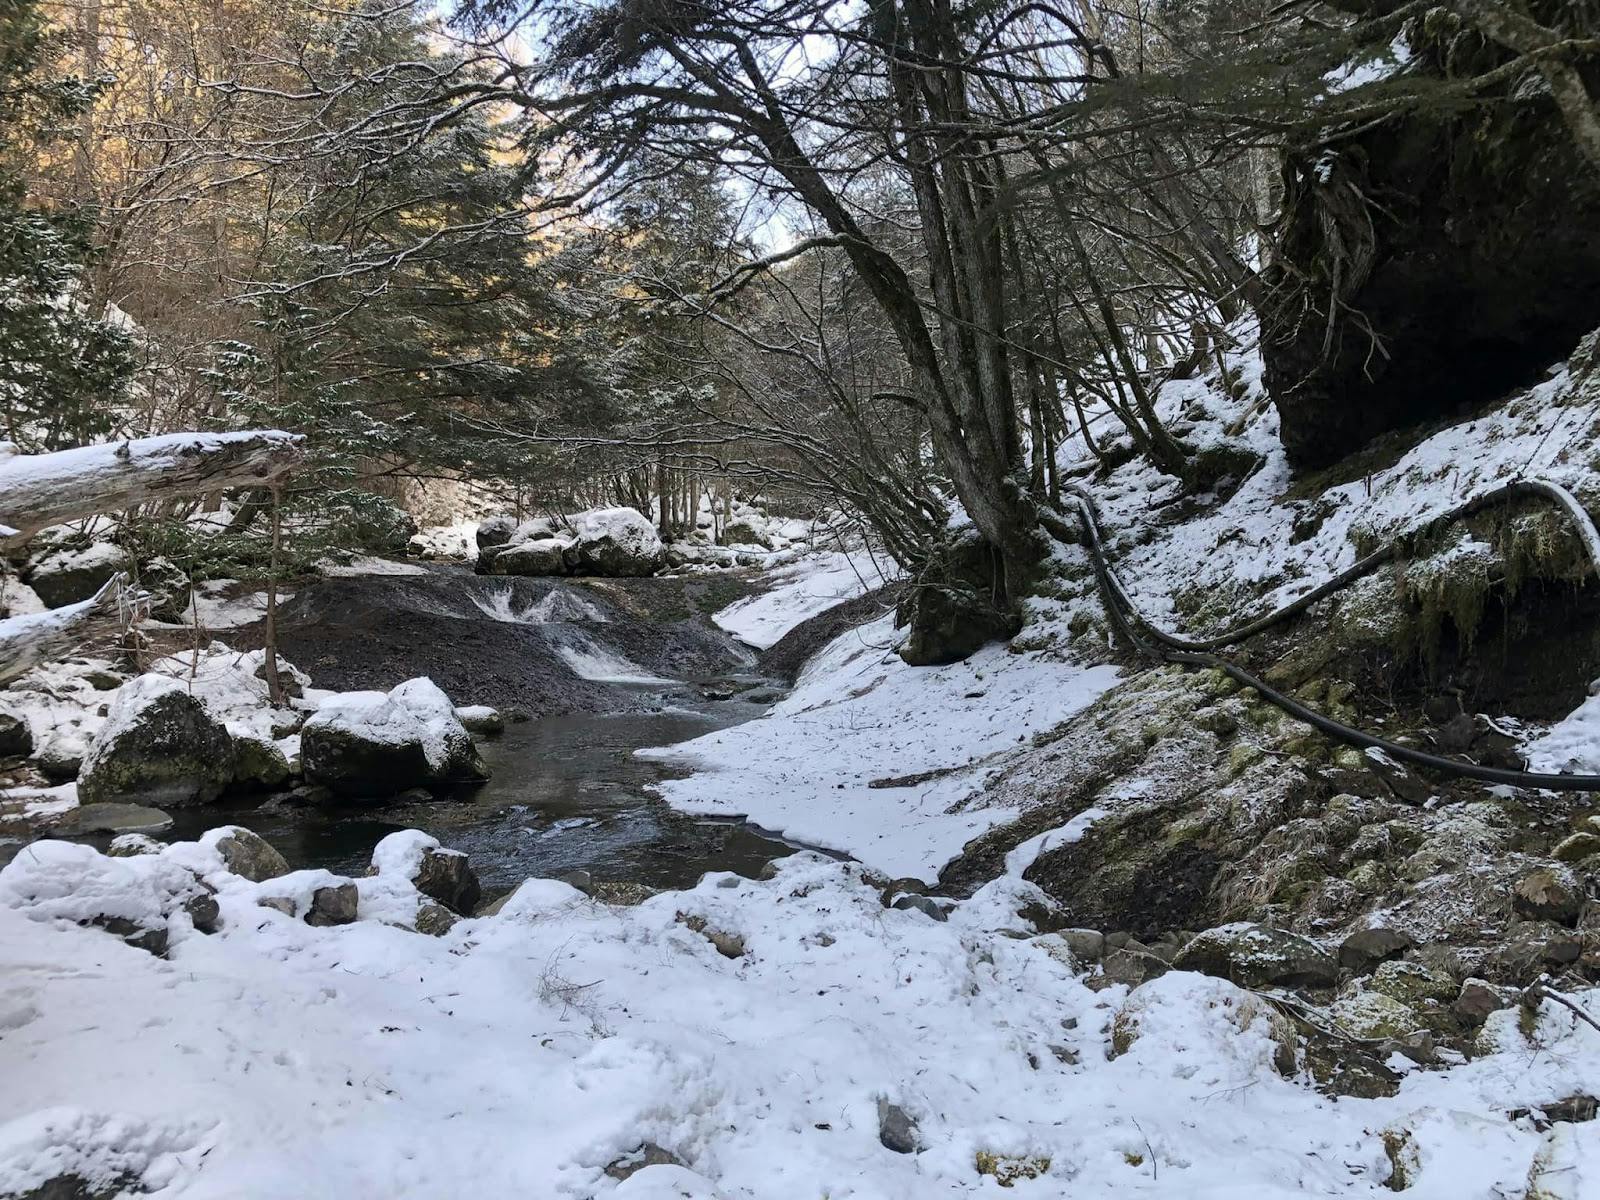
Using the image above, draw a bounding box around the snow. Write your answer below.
[172,580,291,630]
[144,643,307,743]
[1,843,1597,1198]
[712,549,891,648]
[318,555,430,578]
[1525,688,1600,775]
[644,612,1121,879]
[1323,34,1413,95]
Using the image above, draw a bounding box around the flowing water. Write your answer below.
[155,689,805,895]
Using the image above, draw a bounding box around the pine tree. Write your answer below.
[0,0,132,451]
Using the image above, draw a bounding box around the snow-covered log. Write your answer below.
[0,575,130,684]
[0,431,305,549]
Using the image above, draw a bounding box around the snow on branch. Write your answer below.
[0,431,306,549]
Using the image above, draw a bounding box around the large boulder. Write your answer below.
[493,538,569,577]
[24,541,133,609]
[301,677,488,799]
[77,675,236,808]
[1172,922,1339,989]
[565,508,663,577]
[474,514,518,553]
[1262,10,1600,467]
[718,520,771,549]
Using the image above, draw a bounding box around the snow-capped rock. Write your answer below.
[77,675,236,808]
[567,507,663,577]
[301,677,488,799]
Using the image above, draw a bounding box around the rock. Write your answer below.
[89,914,168,958]
[305,882,358,926]
[184,891,221,934]
[106,833,162,857]
[257,896,296,917]
[475,514,518,553]
[14,1173,139,1199]
[413,902,458,937]
[896,528,1021,666]
[454,705,504,735]
[213,827,291,882]
[1453,978,1517,1026]
[230,732,292,791]
[1172,922,1338,989]
[493,538,569,576]
[1513,866,1584,927]
[1102,946,1170,988]
[0,712,32,757]
[1035,928,1104,968]
[1337,925,1413,972]
[891,894,948,922]
[605,1143,684,1182]
[24,541,132,608]
[301,678,488,799]
[1261,63,1600,468]
[414,847,482,916]
[33,737,83,782]
[876,1100,919,1154]
[59,803,172,836]
[718,520,771,549]
[566,508,663,577]
[77,675,235,808]
[1367,960,1455,1006]
[1328,990,1423,1041]
[1553,833,1600,864]
[556,869,594,895]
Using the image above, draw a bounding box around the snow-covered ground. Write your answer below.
[712,549,892,649]
[648,611,1120,879]
[3,842,1596,1199]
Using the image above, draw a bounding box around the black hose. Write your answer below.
[1065,480,1600,793]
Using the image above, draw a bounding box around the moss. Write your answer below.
[974,1151,1051,1187]
[1381,1129,1418,1192]
[1228,743,1266,776]
[1329,990,1422,1040]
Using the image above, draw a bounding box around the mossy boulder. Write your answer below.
[211,827,290,882]
[231,732,292,791]
[1328,990,1423,1041]
[1172,923,1338,989]
[77,676,235,808]
[1367,960,1455,1007]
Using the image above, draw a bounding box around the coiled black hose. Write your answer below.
[1062,479,1600,793]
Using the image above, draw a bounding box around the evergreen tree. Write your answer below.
[0,0,132,451]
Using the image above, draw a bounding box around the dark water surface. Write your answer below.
[155,690,804,894]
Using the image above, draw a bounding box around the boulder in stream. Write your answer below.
[565,508,663,577]
[301,677,489,799]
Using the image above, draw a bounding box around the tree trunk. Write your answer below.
[0,432,304,549]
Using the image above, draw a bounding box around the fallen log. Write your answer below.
[0,430,305,550]
[0,575,133,685]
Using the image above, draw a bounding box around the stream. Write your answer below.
[149,688,804,895]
